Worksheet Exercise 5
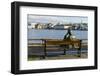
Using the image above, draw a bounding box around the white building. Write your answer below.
[31,23,37,29]
[28,23,37,29]
[53,23,72,29]
[64,25,72,29]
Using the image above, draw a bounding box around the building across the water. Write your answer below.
[28,22,88,30]
[53,23,72,29]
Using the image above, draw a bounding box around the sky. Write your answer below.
[28,14,88,24]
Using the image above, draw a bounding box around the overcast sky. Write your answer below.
[28,14,88,24]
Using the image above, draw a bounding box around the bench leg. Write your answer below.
[63,48,66,55]
[77,40,82,57]
[63,45,68,55]
[40,56,46,59]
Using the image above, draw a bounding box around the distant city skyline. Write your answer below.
[28,14,88,24]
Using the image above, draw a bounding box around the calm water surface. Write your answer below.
[28,29,87,39]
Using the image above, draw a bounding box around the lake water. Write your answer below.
[28,29,87,40]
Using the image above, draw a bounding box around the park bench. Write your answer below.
[28,39,82,59]
[43,39,82,58]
